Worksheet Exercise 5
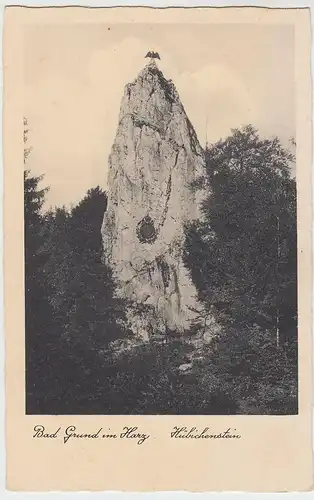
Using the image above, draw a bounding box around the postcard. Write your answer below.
[3,5,313,491]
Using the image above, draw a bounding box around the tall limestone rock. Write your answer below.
[102,60,211,340]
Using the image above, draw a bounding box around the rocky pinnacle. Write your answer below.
[102,60,212,340]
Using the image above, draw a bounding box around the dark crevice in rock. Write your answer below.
[156,256,170,290]
[137,126,144,152]
[168,138,185,153]
[158,171,172,230]
[173,148,181,168]
[136,127,146,196]
[147,266,153,285]
[133,117,164,136]
[148,87,156,100]
[139,166,145,196]
[117,114,164,137]
[172,266,181,311]
[157,148,181,232]
[186,117,204,158]
[125,260,155,285]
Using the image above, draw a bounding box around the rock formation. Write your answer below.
[102,60,212,340]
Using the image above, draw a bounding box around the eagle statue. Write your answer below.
[145,51,161,60]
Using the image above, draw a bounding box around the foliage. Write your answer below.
[184,125,297,340]
[24,170,52,411]
[41,187,127,347]
[25,125,298,415]
[183,125,298,414]
[26,182,129,413]
[196,325,297,415]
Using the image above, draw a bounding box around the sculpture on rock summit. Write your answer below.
[145,50,161,60]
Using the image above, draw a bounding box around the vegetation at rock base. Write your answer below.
[25,125,298,415]
[183,125,297,414]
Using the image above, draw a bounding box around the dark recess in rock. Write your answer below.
[156,256,171,289]
[136,215,157,244]
[172,266,182,310]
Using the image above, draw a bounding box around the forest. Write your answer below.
[25,125,298,415]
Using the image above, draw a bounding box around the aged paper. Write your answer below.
[3,6,313,492]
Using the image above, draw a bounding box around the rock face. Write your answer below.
[102,60,209,339]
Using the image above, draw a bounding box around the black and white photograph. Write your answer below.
[23,19,298,416]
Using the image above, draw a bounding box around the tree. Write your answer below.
[31,187,130,413]
[24,117,54,412]
[62,187,127,348]
[184,125,297,345]
[182,125,298,414]
[195,325,297,415]
[24,169,52,412]
[24,169,49,323]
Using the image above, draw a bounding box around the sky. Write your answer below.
[24,22,295,208]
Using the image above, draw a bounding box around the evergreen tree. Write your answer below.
[64,187,127,349]
[34,187,130,413]
[24,169,51,412]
